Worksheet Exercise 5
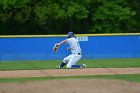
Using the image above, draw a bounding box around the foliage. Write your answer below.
[91,1,136,33]
[0,0,139,35]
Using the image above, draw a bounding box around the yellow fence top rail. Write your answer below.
[0,33,140,38]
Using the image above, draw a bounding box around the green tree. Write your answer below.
[90,0,136,33]
[125,0,140,32]
[0,0,139,35]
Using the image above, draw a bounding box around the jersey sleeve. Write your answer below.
[66,38,70,44]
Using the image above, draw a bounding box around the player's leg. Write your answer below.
[67,54,82,68]
[57,54,72,68]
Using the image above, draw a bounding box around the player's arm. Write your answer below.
[53,40,67,52]
[58,40,67,46]
[58,40,71,50]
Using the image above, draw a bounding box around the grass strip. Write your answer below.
[0,74,140,83]
[0,58,140,70]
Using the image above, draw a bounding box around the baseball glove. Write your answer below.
[53,43,59,52]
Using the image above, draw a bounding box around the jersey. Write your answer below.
[66,37,82,54]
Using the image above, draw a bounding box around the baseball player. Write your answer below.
[53,32,87,68]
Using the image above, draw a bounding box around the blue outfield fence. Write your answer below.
[0,33,140,61]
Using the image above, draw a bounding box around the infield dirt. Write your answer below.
[0,68,140,78]
[0,68,140,93]
[0,79,140,93]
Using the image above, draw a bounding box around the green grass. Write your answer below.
[0,74,140,83]
[0,58,140,70]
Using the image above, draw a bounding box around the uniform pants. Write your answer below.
[63,54,81,68]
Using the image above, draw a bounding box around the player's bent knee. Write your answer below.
[66,64,71,68]
[63,59,68,64]
[63,60,68,64]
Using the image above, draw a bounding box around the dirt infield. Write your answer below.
[0,68,140,78]
[0,68,140,93]
[0,79,140,93]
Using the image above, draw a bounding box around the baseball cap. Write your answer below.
[67,32,74,38]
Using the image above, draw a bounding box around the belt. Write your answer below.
[74,53,81,55]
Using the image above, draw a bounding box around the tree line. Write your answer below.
[0,0,139,35]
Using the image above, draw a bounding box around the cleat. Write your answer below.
[56,66,61,69]
[82,64,87,68]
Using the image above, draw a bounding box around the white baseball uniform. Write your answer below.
[63,37,82,68]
